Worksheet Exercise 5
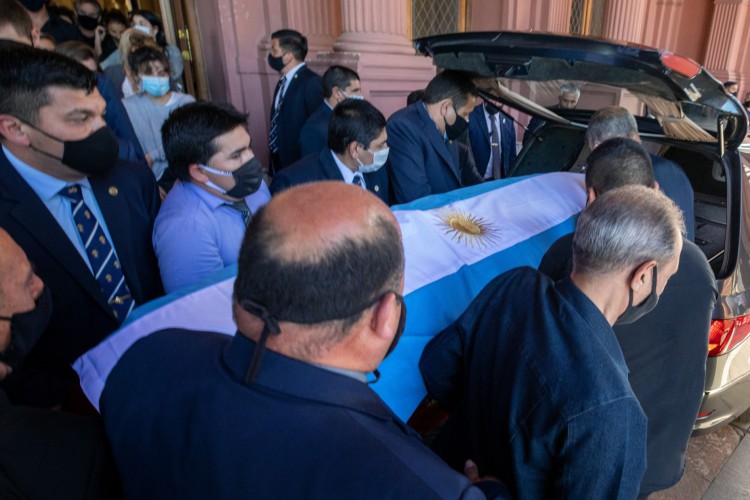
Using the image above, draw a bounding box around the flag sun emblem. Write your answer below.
[436,209,499,248]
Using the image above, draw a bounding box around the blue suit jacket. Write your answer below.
[651,155,695,241]
[102,331,500,499]
[270,149,389,204]
[298,102,332,158]
[468,105,517,178]
[0,151,164,407]
[387,102,483,204]
[97,72,146,165]
[271,65,323,169]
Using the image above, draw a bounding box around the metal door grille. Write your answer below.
[412,0,462,39]
[569,0,605,36]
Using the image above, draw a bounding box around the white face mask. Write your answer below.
[343,92,364,101]
[133,24,152,36]
[357,147,389,173]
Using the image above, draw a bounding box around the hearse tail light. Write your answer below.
[708,315,750,357]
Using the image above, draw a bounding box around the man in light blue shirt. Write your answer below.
[154,102,271,293]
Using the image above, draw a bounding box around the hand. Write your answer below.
[464,459,500,484]
[95,26,106,41]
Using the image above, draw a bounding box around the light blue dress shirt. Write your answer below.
[152,179,271,293]
[330,150,367,189]
[3,145,119,272]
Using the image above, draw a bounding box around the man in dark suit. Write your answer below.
[0,228,122,499]
[387,70,483,204]
[299,65,361,158]
[584,106,695,241]
[267,29,323,172]
[101,182,507,499]
[0,46,163,409]
[523,82,580,145]
[468,101,517,179]
[271,99,389,204]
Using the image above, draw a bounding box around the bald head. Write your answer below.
[234,182,404,356]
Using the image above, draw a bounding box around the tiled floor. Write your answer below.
[648,421,750,499]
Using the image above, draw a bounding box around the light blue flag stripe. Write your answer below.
[74,173,586,418]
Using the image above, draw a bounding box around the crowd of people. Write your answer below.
[0,3,720,499]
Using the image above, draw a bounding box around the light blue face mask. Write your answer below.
[133,24,152,36]
[357,146,389,173]
[140,76,170,97]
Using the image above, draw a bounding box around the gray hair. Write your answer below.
[572,185,684,276]
[560,82,580,97]
[585,106,638,147]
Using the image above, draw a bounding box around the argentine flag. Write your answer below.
[74,172,585,420]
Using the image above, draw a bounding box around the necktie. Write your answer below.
[59,185,134,323]
[353,173,364,188]
[227,200,252,225]
[269,76,287,154]
[490,113,503,179]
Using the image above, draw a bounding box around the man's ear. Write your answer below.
[0,115,31,147]
[370,293,398,342]
[586,187,596,205]
[629,259,657,295]
[188,163,207,183]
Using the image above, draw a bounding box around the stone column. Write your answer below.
[544,0,573,33]
[313,0,436,118]
[642,0,685,51]
[601,0,648,43]
[703,0,750,85]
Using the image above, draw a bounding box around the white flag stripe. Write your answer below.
[399,173,584,295]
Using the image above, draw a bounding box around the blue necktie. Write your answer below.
[269,76,287,154]
[60,185,134,323]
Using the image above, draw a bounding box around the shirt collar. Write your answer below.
[186,180,229,210]
[2,145,91,202]
[329,149,358,183]
[283,62,305,82]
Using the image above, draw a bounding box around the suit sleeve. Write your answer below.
[502,118,517,170]
[386,118,433,204]
[457,139,483,187]
[419,319,466,412]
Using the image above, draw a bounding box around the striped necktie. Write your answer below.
[269,76,287,154]
[59,185,134,323]
[227,200,252,225]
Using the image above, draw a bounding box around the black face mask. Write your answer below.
[384,293,407,358]
[616,266,660,325]
[77,14,100,31]
[25,122,120,176]
[0,286,52,369]
[19,0,45,12]
[226,157,264,199]
[267,53,285,72]
[444,106,469,141]
[484,102,500,115]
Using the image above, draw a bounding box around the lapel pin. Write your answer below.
[374,185,380,192]
[108,186,118,196]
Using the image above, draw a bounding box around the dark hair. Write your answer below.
[0,0,33,42]
[103,9,127,27]
[56,40,97,66]
[328,99,386,154]
[0,45,96,126]
[423,70,477,109]
[234,204,404,338]
[271,29,307,62]
[585,137,654,194]
[162,101,249,181]
[48,5,75,24]
[406,89,424,106]
[131,9,166,47]
[322,65,359,99]
[724,81,737,88]
[128,45,169,75]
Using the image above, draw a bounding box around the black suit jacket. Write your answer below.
[271,65,323,169]
[299,102,332,158]
[269,149,389,204]
[0,150,164,407]
[468,105,517,178]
